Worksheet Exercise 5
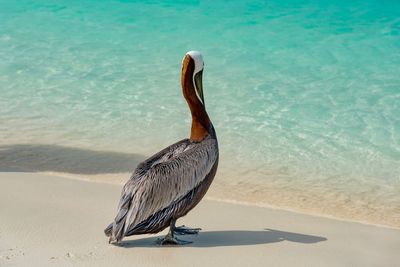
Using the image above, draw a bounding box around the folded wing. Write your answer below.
[109,137,218,242]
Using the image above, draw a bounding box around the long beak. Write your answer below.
[194,70,205,106]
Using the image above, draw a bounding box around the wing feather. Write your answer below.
[109,137,217,242]
[126,138,217,230]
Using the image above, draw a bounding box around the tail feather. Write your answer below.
[104,223,113,237]
[108,193,132,243]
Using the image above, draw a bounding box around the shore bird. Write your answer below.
[105,51,219,245]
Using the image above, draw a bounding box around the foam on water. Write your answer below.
[1,0,399,226]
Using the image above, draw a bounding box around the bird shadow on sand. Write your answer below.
[0,144,145,174]
[118,228,327,248]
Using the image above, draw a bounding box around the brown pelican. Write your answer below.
[104,51,219,245]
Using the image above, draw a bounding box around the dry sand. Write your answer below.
[1,172,399,266]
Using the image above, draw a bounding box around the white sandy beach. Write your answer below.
[1,172,399,267]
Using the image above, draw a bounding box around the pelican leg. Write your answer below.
[156,219,192,245]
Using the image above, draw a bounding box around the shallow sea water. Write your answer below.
[1,0,399,226]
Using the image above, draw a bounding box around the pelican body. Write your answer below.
[104,51,219,245]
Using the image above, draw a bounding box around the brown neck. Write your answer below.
[181,55,211,142]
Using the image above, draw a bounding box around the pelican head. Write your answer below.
[182,51,205,106]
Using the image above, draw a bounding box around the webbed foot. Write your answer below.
[173,225,201,235]
[156,233,192,245]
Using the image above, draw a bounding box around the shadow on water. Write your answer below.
[119,228,327,248]
[0,144,145,174]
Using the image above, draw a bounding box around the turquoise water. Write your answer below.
[1,0,400,225]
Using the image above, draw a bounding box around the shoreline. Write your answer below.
[34,171,400,230]
[0,142,398,229]
[1,172,399,266]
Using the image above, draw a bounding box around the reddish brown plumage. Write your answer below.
[181,55,211,142]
